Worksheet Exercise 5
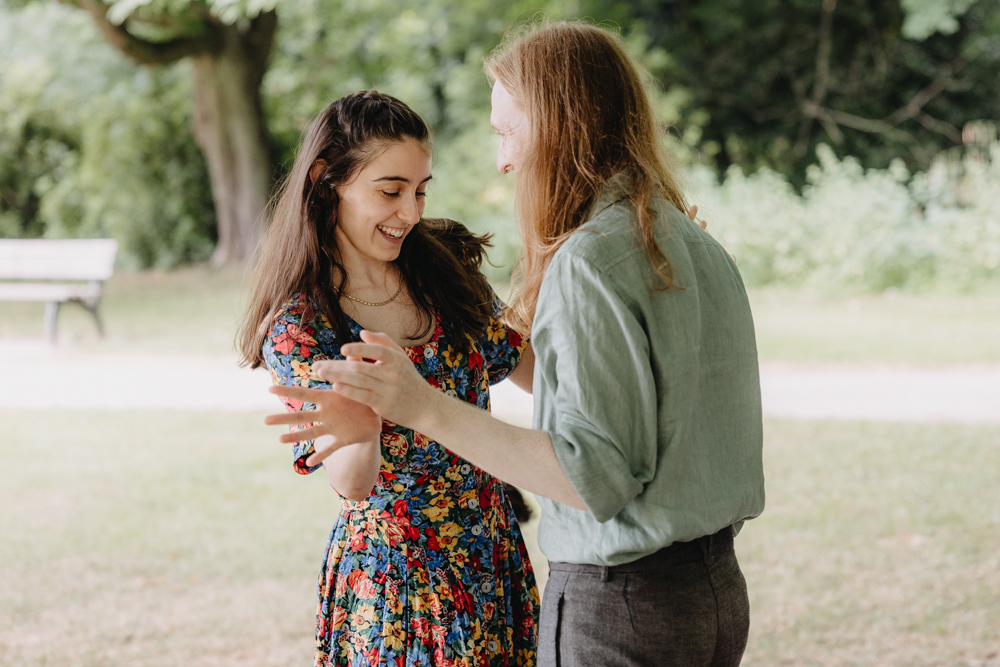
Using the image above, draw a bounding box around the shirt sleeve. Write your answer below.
[480,291,528,385]
[262,302,333,475]
[534,252,659,523]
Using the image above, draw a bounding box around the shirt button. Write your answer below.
[460,464,471,475]
[471,525,483,536]
[488,640,499,652]
[423,348,434,358]
[468,498,479,509]
[446,389,457,397]
[481,581,492,593]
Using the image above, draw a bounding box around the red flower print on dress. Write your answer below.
[271,322,315,358]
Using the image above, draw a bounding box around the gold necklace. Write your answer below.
[339,280,404,307]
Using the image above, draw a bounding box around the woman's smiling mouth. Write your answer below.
[377,224,406,240]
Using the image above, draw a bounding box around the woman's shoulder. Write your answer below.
[267,294,339,347]
[269,293,314,328]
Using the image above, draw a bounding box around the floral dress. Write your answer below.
[264,294,539,667]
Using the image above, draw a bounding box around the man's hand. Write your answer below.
[312,330,439,432]
[265,383,381,466]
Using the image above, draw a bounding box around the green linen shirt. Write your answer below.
[531,183,765,567]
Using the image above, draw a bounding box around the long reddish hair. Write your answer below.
[485,21,688,333]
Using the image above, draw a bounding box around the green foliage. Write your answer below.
[3,0,999,289]
[0,2,215,267]
[901,0,979,38]
[263,0,558,278]
[103,0,277,27]
[690,141,1000,292]
[599,0,1000,185]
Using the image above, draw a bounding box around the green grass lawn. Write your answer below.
[0,409,330,667]
[2,412,998,666]
[2,268,999,665]
[739,420,1000,666]
[749,288,1000,365]
[2,265,999,363]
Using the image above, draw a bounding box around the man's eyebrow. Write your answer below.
[373,175,433,184]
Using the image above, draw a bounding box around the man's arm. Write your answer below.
[294,336,585,510]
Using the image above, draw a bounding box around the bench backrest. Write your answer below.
[0,239,119,281]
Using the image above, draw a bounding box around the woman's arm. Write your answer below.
[262,303,382,495]
[318,435,381,501]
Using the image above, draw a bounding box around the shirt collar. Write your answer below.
[585,171,632,221]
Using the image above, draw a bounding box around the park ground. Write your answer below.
[1,266,999,666]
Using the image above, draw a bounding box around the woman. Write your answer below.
[289,23,765,667]
[239,91,538,667]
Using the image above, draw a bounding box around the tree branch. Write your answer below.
[811,0,837,107]
[913,112,962,144]
[799,42,982,147]
[65,0,220,65]
[795,0,837,156]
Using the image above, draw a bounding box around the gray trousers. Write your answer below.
[538,527,749,667]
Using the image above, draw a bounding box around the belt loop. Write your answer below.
[600,566,610,582]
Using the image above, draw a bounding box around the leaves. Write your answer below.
[0,2,214,266]
[689,141,1000,291]
[901,0,980,39]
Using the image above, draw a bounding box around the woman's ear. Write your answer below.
[309,159,328,187]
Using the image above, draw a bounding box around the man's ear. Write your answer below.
[309,159,328,187]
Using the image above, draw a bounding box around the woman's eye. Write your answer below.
[416,191,428,198]
[382,191,401,198]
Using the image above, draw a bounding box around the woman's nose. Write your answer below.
[397,194,421,225]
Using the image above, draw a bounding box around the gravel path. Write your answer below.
[2,341,998,423]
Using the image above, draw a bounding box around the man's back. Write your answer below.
[531,189,765,566]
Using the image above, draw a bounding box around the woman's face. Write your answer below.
[334,138,432,266]
[490,81,530,175]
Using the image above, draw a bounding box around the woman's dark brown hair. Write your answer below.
[238,91,493,368]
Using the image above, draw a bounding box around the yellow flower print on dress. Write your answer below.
[437,522,463,548]
[443,345,464,368]
[291,358,312,386]
[382,620,405,651]
[429,476,450,495]
[422,499,450,523]
[485,320,506,345]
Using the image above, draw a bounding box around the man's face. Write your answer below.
[490,82,530,175]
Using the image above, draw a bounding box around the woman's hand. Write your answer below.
[265,382,382,466]
[312,330,438,431]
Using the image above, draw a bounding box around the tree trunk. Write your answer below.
[190,11,276,266]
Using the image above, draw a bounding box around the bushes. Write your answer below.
[0,3,215,268]
[689,142,1000,292]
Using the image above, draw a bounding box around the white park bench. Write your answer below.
[0,239,119,343]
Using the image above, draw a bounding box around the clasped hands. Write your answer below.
[266,331,435,466]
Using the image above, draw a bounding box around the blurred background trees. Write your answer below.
[0,0,998,286]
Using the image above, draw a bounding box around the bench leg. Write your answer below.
[44,301,61,344]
